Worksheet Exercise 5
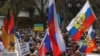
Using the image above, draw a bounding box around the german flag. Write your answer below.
[1,9,15,51]
[1,9,10,51]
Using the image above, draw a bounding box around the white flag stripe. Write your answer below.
[53,0,66,51]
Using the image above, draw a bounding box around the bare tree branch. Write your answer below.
[33,0,41,13]
[43,0,48,6]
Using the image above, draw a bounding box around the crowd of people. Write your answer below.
[16,27,43,56]
[15,27,100,56]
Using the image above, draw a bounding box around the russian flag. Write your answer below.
[48,0,66,56]
[79,26,97,53]
[85,26,97,53]
[66,1,96,41]
[39,30,52,56]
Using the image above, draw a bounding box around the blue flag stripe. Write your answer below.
[85,8,92,19]
[69,27,78,36]
[44,34,52,51]
[48,4,54,22]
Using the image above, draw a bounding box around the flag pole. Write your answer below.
[39,29,48,49]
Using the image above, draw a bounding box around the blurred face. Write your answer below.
[98,47,100,52]
[67,49,73,55]
[21,38,25,43]
[74,51,81,56]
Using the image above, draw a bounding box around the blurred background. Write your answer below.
[0,0,100,46]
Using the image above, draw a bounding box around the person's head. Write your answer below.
[21,38,25,43]
[66,47,74,55]
[97,46,100,52]
[74,50,81,56]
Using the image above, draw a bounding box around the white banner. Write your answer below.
[20,42,30,56]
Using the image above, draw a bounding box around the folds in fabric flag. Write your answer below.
[1,9,16,51]
[85,26,97,53]
[66,1,96,41]
[8,10,16,52]
[48,0,66,56]
[39,30,52,56]
[1,9,11,51]
[8,10,15,34]
[79,26,97,53]
[8,10,20,54]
